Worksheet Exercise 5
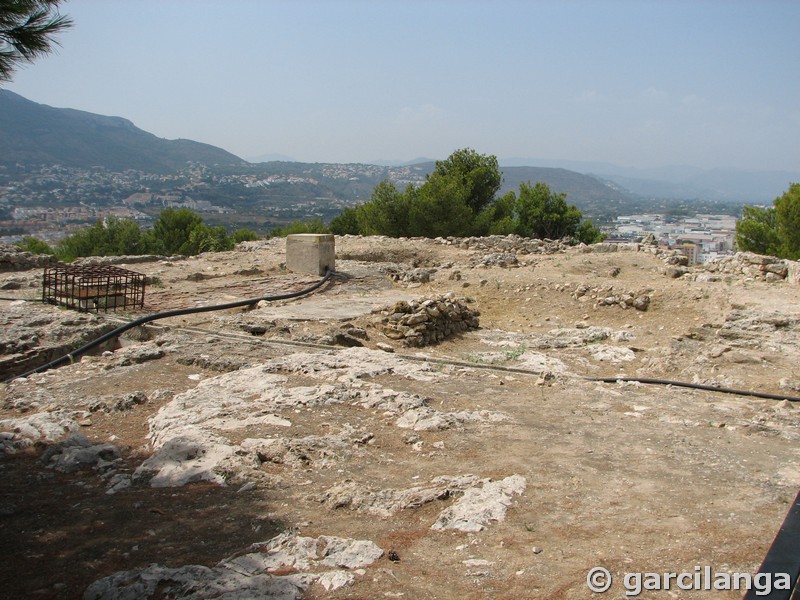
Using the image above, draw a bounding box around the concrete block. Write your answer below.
[286,234,335,276]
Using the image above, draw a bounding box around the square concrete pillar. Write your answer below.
[286,234,335,276]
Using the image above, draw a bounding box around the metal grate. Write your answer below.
[42,263,146,313]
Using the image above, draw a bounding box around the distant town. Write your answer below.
[0,162,429,243]
[608,213,737,264]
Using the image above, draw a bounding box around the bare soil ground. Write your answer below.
[1,236,799,599]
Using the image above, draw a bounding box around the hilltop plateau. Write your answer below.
[1,235,799,599]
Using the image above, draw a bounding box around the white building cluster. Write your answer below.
[610,213,737,264]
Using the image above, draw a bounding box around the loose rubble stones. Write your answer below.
[380,293,480,347]
[0,244,57,272]
[436,234,569,255]
[473,252,519,268]
[384,265,433,284]
[571,283,652,311]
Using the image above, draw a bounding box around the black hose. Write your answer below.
[9,271,800,404]
[6,269,334,382]
[586,376,800,402]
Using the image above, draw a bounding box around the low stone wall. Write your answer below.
[379,293,480,347]
[577,242,642,253]
[578,242,800,285]
[703,252,796,283]
[74,254,174,266]
[435,234,570,254]
[0,245,177,272]
[0,246,57,272]
[472,252,519,268]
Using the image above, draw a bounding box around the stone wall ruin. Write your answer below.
[379,293,480,347]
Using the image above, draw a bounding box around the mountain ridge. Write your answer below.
[0,90,246,173]
[499,157,799,203]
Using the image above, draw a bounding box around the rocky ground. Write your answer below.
[1,235,799,599]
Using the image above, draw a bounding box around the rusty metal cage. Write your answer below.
[42,264,146,313]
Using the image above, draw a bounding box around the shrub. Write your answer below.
[270,218,329,237]
[326,148,600,242]
[16,236,55,255]
[231,228,260,243]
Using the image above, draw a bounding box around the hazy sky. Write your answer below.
[7,0,800,171]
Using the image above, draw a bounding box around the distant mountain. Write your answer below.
[0,90,246,173]
[580,165,797,204]
[499,166,641,221]
[498,166,627,202]
[500,157,799,203]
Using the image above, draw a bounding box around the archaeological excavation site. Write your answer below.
[1,234,799,599]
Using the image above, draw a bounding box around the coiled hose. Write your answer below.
[6,269,334,382]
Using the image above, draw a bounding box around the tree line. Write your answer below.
[735,183,800,260]
[16,208,259,261]
[285,148,605,243]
